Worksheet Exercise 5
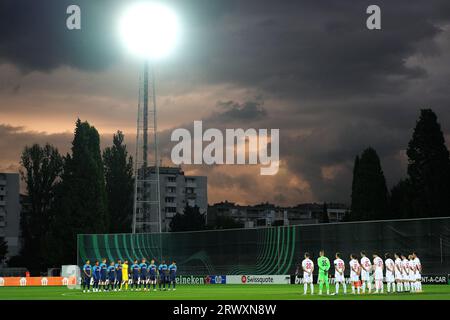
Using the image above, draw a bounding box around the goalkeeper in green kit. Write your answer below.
[317,250,331,295]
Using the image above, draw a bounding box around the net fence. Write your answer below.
[78,217,450,275]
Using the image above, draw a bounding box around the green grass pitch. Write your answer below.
[1,285,450,300]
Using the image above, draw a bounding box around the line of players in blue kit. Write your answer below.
[81,258,177,293]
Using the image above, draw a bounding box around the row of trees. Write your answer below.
[14,120,134,273]
[350,109,450,221]
[14,118,239,270]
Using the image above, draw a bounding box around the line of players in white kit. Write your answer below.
[300,251,422,295]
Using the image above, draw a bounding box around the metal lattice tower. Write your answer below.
[132,62,161,234]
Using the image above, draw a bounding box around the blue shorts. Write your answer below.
[149,274,156,281]
[100,274,107,282]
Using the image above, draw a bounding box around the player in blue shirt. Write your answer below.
[148,259,158,291]
[107,261,116,291]
[82,259,92,293]
[131,259,140,291]
[168,261,177,290]
[99,258,108,292]
[139,258,148,291]
[115,259,123,291]
[92,260,101,292]
[158,260,168,291]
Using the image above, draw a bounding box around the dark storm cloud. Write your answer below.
[209,99,267,122]
[155,97,271,160]
[2,0,450,205]
[279,118,411,202]
[0,0,122,72]
[167,0,448,99]
[155,85,450,204]
[1,0,448,98]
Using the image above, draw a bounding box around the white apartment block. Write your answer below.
[135,167,207,233]
[0,173,21,258]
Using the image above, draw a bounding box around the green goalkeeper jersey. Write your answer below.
[317,256,330,275]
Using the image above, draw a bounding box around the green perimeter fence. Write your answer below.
[78,217,450,275]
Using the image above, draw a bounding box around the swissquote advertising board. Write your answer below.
[227,275,291,285]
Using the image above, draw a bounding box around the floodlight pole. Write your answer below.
[132,61,162,234]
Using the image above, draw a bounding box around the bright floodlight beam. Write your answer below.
[119,2,180,60]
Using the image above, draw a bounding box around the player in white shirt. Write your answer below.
[372,253,384,293]
[408,255,417,292]
[360,251,372,293]
[412,252,422,292]
[349,254,361,294]
[333,252,346,294]
[301,252,314,295]
[401,254,410,292]
[394,253,403,292]
[384,253,395,293]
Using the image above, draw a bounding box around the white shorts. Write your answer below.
[334,273,344,282]
[403,273,409,281]
[409,273,416,281]
[361,270,370,281]
[415,272,421,281]
[303,272,313,284]
[374,270,383,281]
[385,272,394,283]
[395,272,402,281]
[350,274,359,282]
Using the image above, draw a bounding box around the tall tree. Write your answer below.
[49,119,108,264]
[19,143,63,272]
[0,237,8,264]
[103,131,134,233]
[350,156,361,220]
[406,109,450,217]
[350,147,389,221]
[389,179,414,219]
[169,205,206,232]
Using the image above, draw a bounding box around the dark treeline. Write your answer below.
[11,120,134,274]
[10,109,450,272]
[350,109,450,221]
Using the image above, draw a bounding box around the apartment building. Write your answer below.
[135,167,207,232]
[0,173,21,258]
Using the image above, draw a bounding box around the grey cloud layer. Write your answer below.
[1,1,450,204]
[1,1,447,96]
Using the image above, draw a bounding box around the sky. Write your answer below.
[1,0,450,206]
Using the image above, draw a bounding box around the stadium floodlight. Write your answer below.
[119,2,179,234]
[118,2,180,60]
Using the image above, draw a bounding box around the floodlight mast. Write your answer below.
[132,61,162,234]
[121,2,178,235]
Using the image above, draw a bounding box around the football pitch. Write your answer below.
[0,285,450,300]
